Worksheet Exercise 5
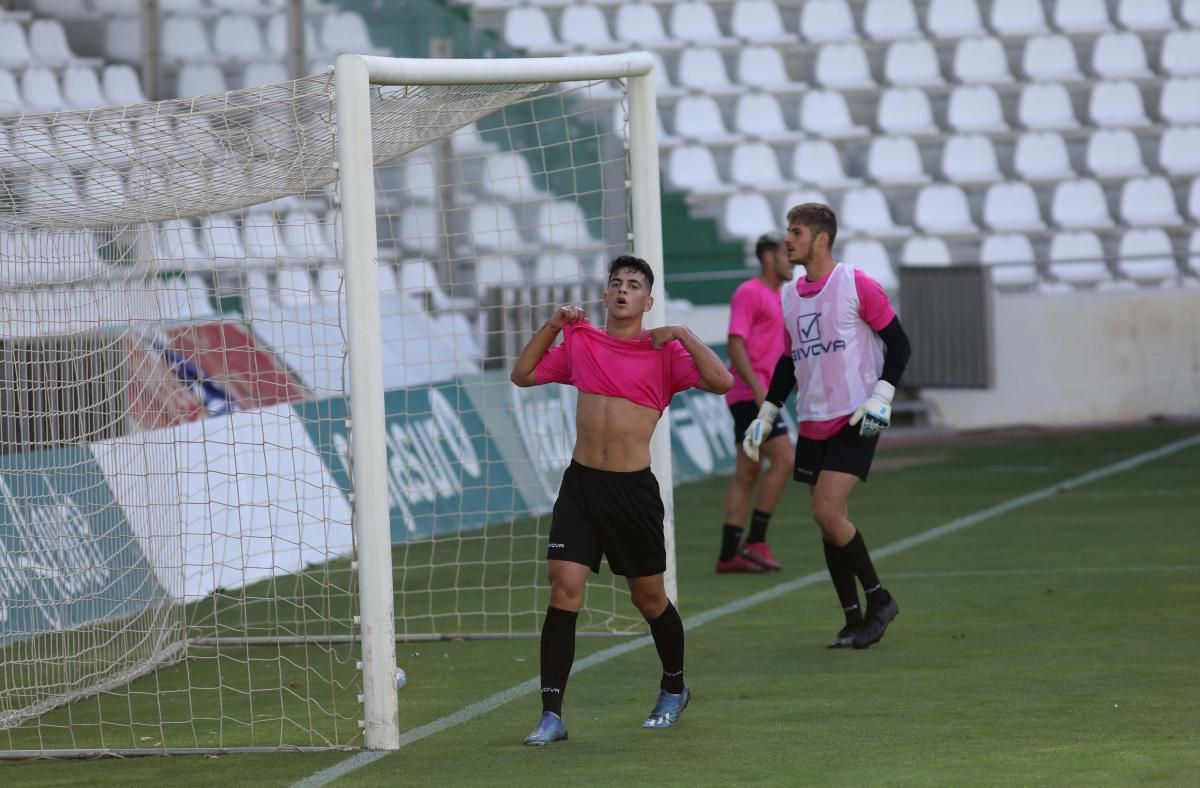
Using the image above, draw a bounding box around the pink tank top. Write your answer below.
[534,321,702,412]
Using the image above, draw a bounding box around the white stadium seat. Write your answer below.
[840,187,912,237]
[1022,130,1080,181]
[536,200,592,249]
[731,0,796,45]
[1091,32,1152,80]
[1190,229,1200,277]
[0,21,32,69]
[927,0,985,38]
[177,64,227,97]
[1053,0,1113,33]
[1160,79,1200,125]
[162,17,212,62]
[242,213,287,260]
[734,92,803,143]
[877,88,938,135]
[1051,179,1114,229]
[954,37,1013,84]
[886,39,943,86]
[730,142,790,191]
[1190,177,1200,221]
[667,145,733,195]
[984,181,1046,231]
[801,90,869,137]
[723,192,777,238]
[737,46,805,93]
[0,70,21,113]
[990,0,1048,35]
[1117,0,1174,30]
[29,19,77,67]
[469,203,524,253]
[842,238,898,292]
[980,234,1039,287]
[503,7,566,54]
[266,16,320,57]
[669,0,736,46]
[615,3,679,50]
[867,136,930,184]
[243,62,289,89]
[1161,31,1200,78]
[914,184,977,234]
[792,140,861,187]
[481,152,541,201]
[947,85,1007,132]
[320,12,379,54]
[560,5,614,49]
[1022,35,1084,82]
[801,0,858,42]
[942,135,1002,183]
[678,48,738,96]
[1186,0,1200,25]
[102,64,146,104]
[1019,82,1081,130]
[1049,231,1111,287]
[900,235,953,266]
[673,95,739,144]
[1118,229,1178,284]
[63,66,105,109]
[1160,127,1200,176]
[21,67,65,112]
[783,187,830,212]
[1089,81,1149,127]
[1085,129,1146,177]
[201,216,248,266]
[213,15,265,61]
[863,0,919,40]
[815,43,874,89]
[1119,176,1183,226]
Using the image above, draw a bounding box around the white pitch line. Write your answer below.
[293,432,1200,788]
[886,565,1200,580]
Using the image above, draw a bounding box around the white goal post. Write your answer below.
[335,52,666,751]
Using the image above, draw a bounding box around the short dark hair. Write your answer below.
[786,203,838,250]
[607,255,654,291]
[755,232,783,265]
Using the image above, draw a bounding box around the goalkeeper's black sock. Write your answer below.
[719,524,743,562]
[648,602,685,694]
[840,531,888,610]
[746,509,772,544]
[823,539,863,627]
[539,606,577,716]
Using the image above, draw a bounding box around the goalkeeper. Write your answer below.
[742,203,911,650]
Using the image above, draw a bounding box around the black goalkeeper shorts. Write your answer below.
[547,460,666,578]
[793,422,879,485]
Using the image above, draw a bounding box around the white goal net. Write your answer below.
[0,53,662,755]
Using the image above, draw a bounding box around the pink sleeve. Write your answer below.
[533,343,571,385]
[668,341,703,395]
[727,284,756,340]
[854,268,896,332]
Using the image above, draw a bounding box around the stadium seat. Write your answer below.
[0,21,31,69]
[669,0,736,46]
[1015,132,1076,181]
[737,46,805,93]
[103,17,140,62]
[723,191,777,239]
[474,255,525,299]
[615,3,679,50]
[162,17,213,62]
[533,252,583,285]
[1048,231,1111,287]
[1190,177,1200,221]
[841,238,898,292]
[201,216,248,266]
[1051,179,1114,229]
[815,43,874,89]
[1119,176,1183,226]
[802,90,869,137]
[21,67,65,112]
[159,219,212,269]
[1085,129,1147,177]
[644,51,682,99]
[668,143,732,195]
[887,39,944,86]
[983,181,1046,230]
[926,0,985,38]
[863,0,919,40]
[1018,82,1080,130]
[536,199,592,249]
[399,147,437,202]
[731,142,790,191]
[990,0,1048,35]
[276,267,320,310]
[213,16,265,62]
[63,66,105,109]
[792,140,861,187]
[320,11,381,55]
[0,71,21,114]
[401,258,470,312]
[177,64,227,97]
[914,184,977,234]
[1190,229,1200,276]
[1089,81,1149,127]
[1091,32,1152,80]
[399,205,441,257]
[673,94,740,144]
[979,233,1039,287]
[469,203,524,254]
[102,64,146,104]
[679,48,738,96]
[560,4,615,49]
[1160,79,1200,125]
[840,187,912,237]
[1116,0,1174,30]
[23,170,81,218]
[29,20,78,67]
[783,187,830,212]
[947,85,1007,132]
[266,15,320,57]
[734,92,803,143]
[867,136,930,184]
[450,122,499,157]
[1161,31,1200,77]
[1053,0,1113,32]
[942,134,1002,183]
[801,0,858,42]
[1117,228,1178,284]
[1022,35,1084,82]
[877,88,939,135]
[953,37,1013,84]
[243,62,289,89]
[731,0,796,45]
[482,151,542,201]
[503,7,566,54]
[900,235,953,266]
[1160,127,1200,176]
[1185,0,1200,25]
[242,213,287,260]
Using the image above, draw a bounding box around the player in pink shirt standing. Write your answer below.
[742,204,912,650]
[716,232,796,573]
[511,255,733,745]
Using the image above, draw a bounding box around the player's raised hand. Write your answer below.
[548,304,587,330]
[849,380,896,438]
[646,325,679,349]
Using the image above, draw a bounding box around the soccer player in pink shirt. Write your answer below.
[511,255,733,745]
[716,232,796,574]
[743,204,912,650]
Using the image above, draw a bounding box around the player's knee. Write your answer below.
[811,498,842,530]
[733,462,759,485]
[630,589,668,619]
[548,580,585,610]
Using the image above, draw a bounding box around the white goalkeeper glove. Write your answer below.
[849,380,895,438]
[741,402,780,462]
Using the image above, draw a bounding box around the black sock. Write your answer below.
[840,531,889,610]
[746,509,772,544]
[539,606,577,716]
[823,539,863,628]
[647,602,685,694]
[719,524,743,561]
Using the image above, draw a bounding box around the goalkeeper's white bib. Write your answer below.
[782,262,884,422]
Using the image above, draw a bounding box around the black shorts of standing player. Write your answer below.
[728,400,789,446]
[793,422,879,485]
[547,460,666,577]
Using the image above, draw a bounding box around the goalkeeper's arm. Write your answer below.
[741,354,796,461]
[850,316,912,437]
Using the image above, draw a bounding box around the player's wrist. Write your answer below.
[872,380,895,403]
[756,401,779,422]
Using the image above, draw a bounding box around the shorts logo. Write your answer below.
[548,542,566,549]
[542,687,561,694]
